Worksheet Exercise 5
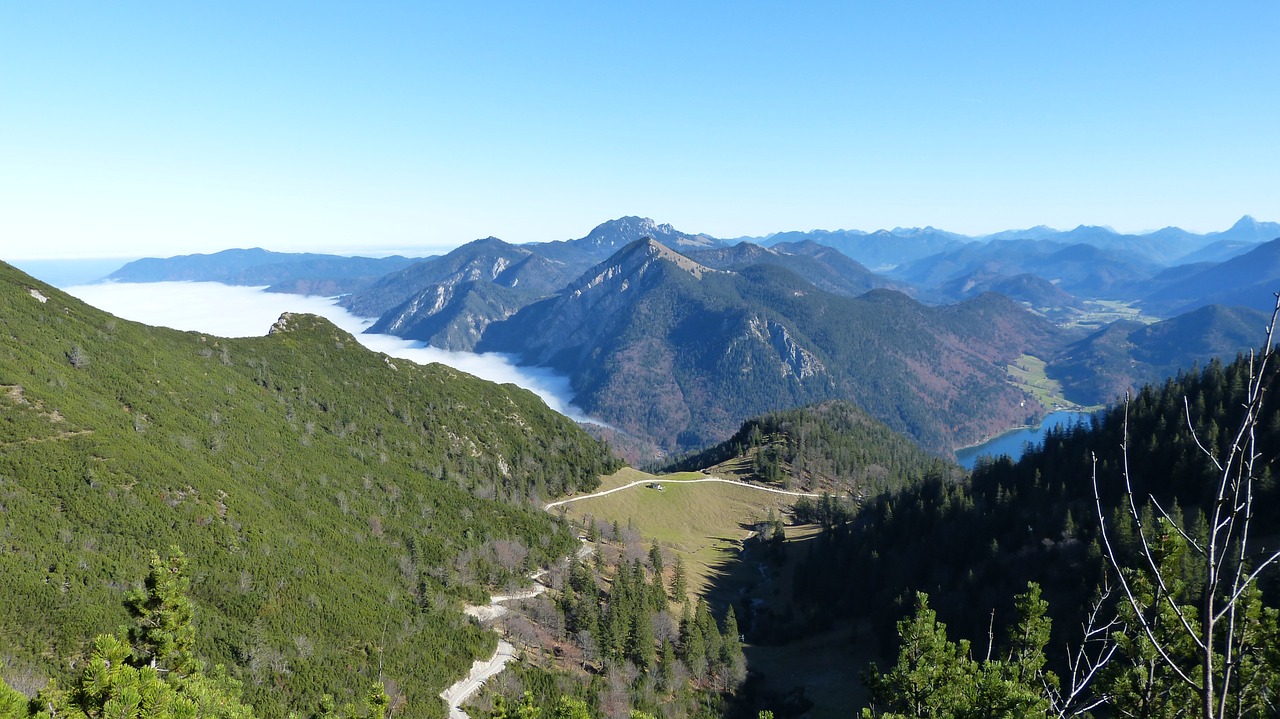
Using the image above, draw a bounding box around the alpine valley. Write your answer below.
[102,216,1280,458]
[6,213,1280,719]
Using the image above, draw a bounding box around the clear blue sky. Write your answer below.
[2,2,1277,259]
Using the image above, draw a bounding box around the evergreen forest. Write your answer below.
[0,263,619,718]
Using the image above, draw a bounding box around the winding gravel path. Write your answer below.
[544,476,823,510]
[441,556,588,717]
[443,477,816,718]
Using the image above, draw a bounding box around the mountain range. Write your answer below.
[81,214,1280,458]
[106,247,424,296]
[477,238,1060,454]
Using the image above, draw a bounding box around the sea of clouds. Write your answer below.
[62,281,592,422]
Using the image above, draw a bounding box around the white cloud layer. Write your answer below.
[63,282,593,422]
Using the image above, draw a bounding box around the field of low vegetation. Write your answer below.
[1061,298,1155,330]
[557,468,801,597]
[1003,353,1101,411]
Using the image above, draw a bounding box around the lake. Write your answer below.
[956,410,1095,469]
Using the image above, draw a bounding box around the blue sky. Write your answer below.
[2,2,1277,260]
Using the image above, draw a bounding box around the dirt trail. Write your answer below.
[443,478,812,717]
[440,549,589,718]
[544,476,822,509]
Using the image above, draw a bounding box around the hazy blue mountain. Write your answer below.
[752,216,1276,277]
[340,237,576,320]
[889,239,1160,299]
[979,225,1070,242]
[1119,261,1219,302]
[1141,238,1280,316]
[937,271,1084,318]
[756,226,971,270]
[686,240,910,297]
[1210,214,1280,243]
[1050,304,1268,404]
[105,247,421,295]
[1173,239,1261,265]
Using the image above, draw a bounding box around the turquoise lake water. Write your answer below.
[955,410,1095,469]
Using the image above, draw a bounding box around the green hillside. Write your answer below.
[0,263,619,717]
[664,400,959,496]
[771,351,1280,715]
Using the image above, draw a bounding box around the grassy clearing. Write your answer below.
[1063,299,1157,331]
[559,469,797,598]
[1005,354,1068,409]
[1005,354,1105,412]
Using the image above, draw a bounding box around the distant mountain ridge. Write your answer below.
[95,216,1278,323]
[106,247,423,295]
[1141,238,1280,316]
[746,215,1279,268]
[687,240,910,297]
[479,238,1067,455]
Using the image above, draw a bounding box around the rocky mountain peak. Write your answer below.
[578,216,718,250]
[564,238,715,305]
[618,237,714,277]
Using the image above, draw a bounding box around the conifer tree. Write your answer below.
[629,613,656,671]
[670,556,688,602]
[648,540,664,575]
[0,680,28,719]
[127,547,197,677]
[658,640,677,693]
[33,548,256,719]
[720,606,746,689]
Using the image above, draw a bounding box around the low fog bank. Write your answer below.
[63,282,593,423]
[10,258,133,287]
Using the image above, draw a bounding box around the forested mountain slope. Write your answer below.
[480,238,1066,455]
[339,237,577,327]
[777,349,1280,710]
[1051,303,1269,404]
[0,262,618,717]
[665,400,959,497]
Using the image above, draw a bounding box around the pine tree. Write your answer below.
[695,601,722,677]
[648,539,664,575]
[670,555,688,602]
[366,682,390,719]
[34,548,256,719]
[650,569,669,613]
[629,613,656,671]
[126,547,197,677]
[720,606,746,688]
[658,639,677,693]
[551,696,591,719]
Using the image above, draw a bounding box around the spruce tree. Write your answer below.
[670,555,688,602]
[648,539,664,575]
